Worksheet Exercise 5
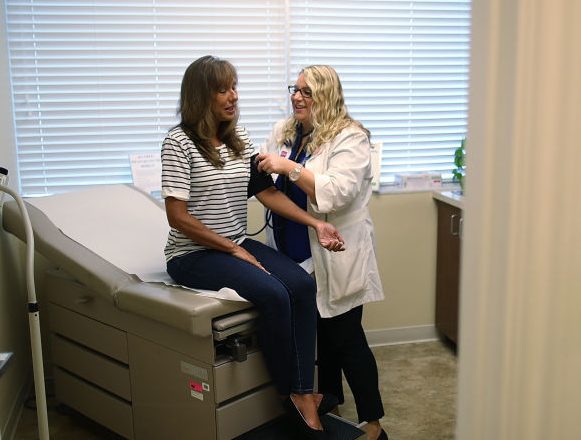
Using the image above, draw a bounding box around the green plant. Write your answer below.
[452,137,466,190]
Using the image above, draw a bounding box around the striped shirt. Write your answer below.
[161,125,254,262]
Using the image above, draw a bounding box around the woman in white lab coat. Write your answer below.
[256,65,387,440]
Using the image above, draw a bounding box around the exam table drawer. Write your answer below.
[48,302,129,363]
[50,334,131,401]
[214,351,271,403]
[216,385,283,440]
[54,367,134,439]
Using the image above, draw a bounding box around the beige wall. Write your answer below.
[248,190,439,343]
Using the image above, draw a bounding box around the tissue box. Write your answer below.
[395,173,442,190]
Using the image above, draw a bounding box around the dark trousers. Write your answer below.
[317,306,385,423]
[167,238,317,395]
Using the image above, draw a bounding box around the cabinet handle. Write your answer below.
[450,214,459,236]
[75,295,93,304]
[459,217,464,239]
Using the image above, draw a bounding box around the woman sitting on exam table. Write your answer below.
[255,65,388,440]
[161,55,344,438]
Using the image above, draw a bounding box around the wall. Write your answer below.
[248,189,439,345]
[0,3,32,438]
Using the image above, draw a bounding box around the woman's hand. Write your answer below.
[255,153,293,176]
[256,152,317,202]
[230,244,270,273]
[314,221,346,252]
[255,186,345,252]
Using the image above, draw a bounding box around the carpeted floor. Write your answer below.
[341,340,457,440]
[14,340,457,440]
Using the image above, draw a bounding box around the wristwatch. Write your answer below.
[288,164,303,182]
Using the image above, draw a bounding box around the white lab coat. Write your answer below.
[265,120,385,318]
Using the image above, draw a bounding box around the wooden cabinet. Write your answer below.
[435,199,462,345]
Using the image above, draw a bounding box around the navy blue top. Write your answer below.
[271,126,312,263]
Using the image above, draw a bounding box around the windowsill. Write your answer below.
[374,181,461,196]
[248,182,463,202]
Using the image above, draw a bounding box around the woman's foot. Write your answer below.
[363,420,387,440]
[314,393,340,415]
[290,393,323,430]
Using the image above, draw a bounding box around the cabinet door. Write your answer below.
[435,201,462,344]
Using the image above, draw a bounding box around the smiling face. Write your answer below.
[291,73,314,130]
[211,81,238,123]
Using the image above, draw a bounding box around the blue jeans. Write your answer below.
[167,238,317,395]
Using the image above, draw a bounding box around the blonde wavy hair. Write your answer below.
[278,65,369,154]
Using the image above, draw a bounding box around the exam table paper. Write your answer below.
[27,185,247,302]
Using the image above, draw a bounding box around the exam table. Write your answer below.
[2,184,365,440]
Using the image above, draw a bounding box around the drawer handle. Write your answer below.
[75,295,93,304]
[450,214,459,236]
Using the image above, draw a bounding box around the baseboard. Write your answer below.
[2,378,32,440]
[365,325,438,347]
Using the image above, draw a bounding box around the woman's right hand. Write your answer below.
[314,221,346,252]
[230,244,270,273]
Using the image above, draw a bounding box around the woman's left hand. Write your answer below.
[315,222,346,252]
[255,153,293,176]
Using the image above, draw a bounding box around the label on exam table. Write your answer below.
[191,390,204,401]
[181,361,208,380]
[189,379,203,392]
[189,378,209,401]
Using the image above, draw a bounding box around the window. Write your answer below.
[290,1,471,182]
[4,0,471,196]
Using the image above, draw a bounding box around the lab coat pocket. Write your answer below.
[326,230,370,304]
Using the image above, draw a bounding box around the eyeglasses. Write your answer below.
[288,85,313,99]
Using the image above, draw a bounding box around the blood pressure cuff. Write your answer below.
[247,153,275,198]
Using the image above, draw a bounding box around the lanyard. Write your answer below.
[283,125,311,166]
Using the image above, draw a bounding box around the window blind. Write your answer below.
[5,0,287,196]
[5,0,471,196]
[289,0,471,183]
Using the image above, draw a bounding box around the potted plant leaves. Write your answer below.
[452,137,466,193]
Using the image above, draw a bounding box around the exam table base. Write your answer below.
[43,269,365,439]
[44,270,280,439]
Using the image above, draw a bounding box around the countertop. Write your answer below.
[432,190,464,210]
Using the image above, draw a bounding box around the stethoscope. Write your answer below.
[248,125,311,237]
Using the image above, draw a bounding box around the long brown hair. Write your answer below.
[178,55,245,167]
